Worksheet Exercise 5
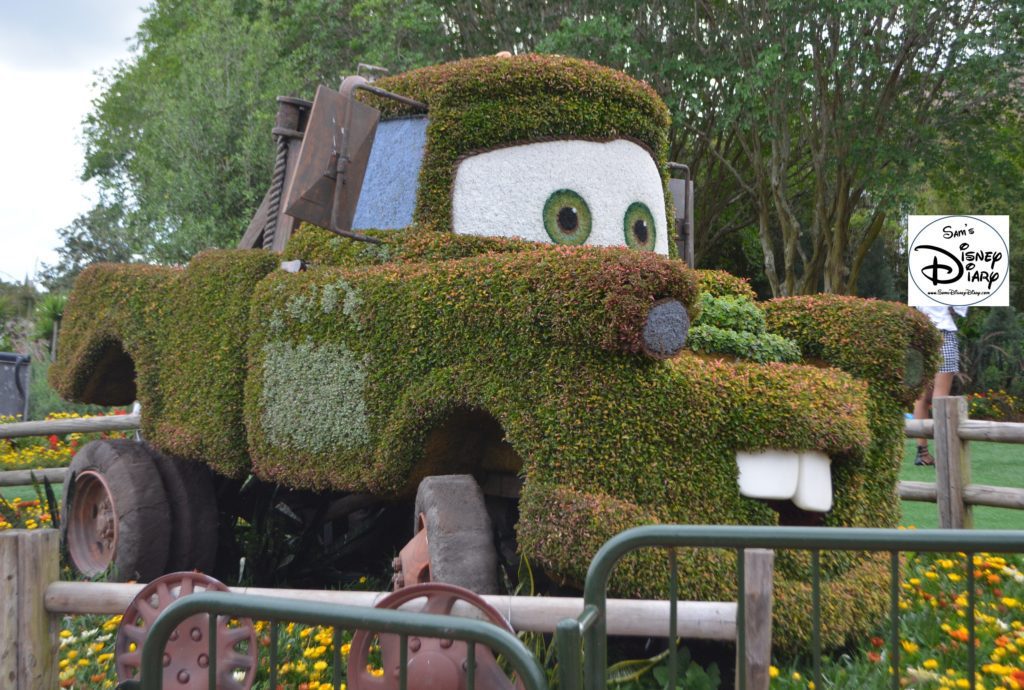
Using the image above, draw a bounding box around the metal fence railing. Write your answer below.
[554,525,1024,690]
[113,591,548,690]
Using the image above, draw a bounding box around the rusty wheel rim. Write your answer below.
[68,470,119,576]
[349,583,524,690]
[115,572,257,690]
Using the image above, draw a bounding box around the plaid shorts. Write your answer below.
[939,330,960,373]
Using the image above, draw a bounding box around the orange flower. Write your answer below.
[948,628,970,643]
[867,652,881,663]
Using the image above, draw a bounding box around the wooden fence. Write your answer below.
[0,414,140,488]
[899,396,1024,529]
[0,529,772,690]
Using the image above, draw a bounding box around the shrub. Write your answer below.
[695,293,766,333]
[968,389,1024,423]
[688,324,802,363]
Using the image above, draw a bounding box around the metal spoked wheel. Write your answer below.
[115,571,257,690]
[349,583,524,690]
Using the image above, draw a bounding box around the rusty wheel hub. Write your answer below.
[115,572,257,690]
[392,513,431,590]
[349,583,523,690]
[67,470,119,576]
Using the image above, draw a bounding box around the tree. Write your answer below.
[71,0,1022,301]
[39,199,147,291]
[651,1,1023,296]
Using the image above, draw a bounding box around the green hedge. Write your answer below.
[147,250,280,475]
[51,55,943,651]
[49,263,178,422]
[363,55,674,240]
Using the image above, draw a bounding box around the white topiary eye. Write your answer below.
[451,139,669,255]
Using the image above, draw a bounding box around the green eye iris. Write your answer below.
[543,189,592,245]
[623,202,657,251]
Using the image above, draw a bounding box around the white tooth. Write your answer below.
[736,450,799,500]
[793,451,833,512]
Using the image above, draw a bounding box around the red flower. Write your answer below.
[870,636,885,648]
[48,434,59,449]
[867,652,881,663]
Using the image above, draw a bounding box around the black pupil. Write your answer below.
[633,219,649,244]
[557,206,578,233]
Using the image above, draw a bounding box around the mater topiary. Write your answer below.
[362,54,674,240]
[52,54,940,651]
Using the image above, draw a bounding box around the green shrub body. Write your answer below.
[50,55,941,650]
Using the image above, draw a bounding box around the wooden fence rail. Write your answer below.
[0,413,140,440]
[899,396,1024,528]
[2,529,774,690]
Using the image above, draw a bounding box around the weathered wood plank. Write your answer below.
[964,484,1024,511]
[45,581,740,639]
[958,419,1024,444]
[1,530,60,690]
[0,468,68,488]
[935,397,971,528]
[0,414,139,439]
[742,549,774,690]
[898,480,938,502]
[904,419,934,440]
[0,530,19,688]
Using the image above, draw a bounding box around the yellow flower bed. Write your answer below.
[772,552,1024,689]
[1,411,130,532]
[55,616,384,689]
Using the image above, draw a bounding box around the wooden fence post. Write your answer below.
[0,529,60,690]
[934,396,972,529]
[738,548,774,690]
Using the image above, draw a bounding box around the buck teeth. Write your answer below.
[736,450,833,512]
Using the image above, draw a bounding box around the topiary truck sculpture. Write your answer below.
[51,54,939,649]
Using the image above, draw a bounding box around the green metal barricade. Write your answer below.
[554,525,1024,690]
[114,591,548,690]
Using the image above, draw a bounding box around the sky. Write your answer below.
[0,0,145,286]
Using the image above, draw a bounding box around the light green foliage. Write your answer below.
[695,293,765,333]
[32,293,67,342]
[688,324,802,363]
[320,278,362,320]
[260,340,371,454]
[688,293,801,363]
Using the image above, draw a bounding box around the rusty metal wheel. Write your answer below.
[66,470,119,575]
[349,583,524,690]
[115,571,257,690]
[62,440,170,581]
[392,475,498,594]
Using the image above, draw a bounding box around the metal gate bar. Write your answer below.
[557,525,1024,690]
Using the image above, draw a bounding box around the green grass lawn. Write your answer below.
[2,483,60,504]
[900,438,1023,530]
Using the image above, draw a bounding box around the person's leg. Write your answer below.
[932,372,954,399]
[913,383,933,451]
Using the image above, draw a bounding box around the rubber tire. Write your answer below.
[146,444,218,573]
[62,440,171,582]
[413,475,498,594]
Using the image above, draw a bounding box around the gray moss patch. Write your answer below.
[260,340,371,453]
